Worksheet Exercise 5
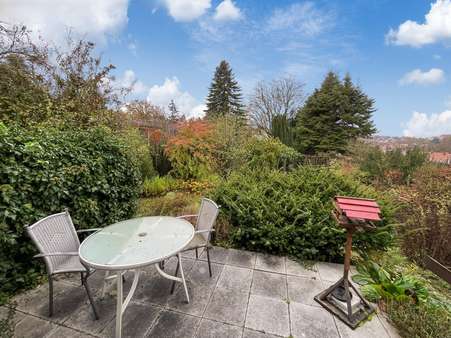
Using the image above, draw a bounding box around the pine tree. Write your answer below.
[168,99,180,122]
[295,72,376,154]
[205,60,245,119]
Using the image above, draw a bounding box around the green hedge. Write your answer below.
[0,123,141,300]
[212,166,395,262]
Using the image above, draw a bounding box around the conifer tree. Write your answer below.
[205,60,245,119]
[168,99,180,122]
[295,72,376,154]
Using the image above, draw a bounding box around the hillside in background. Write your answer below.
[365,135,451,152]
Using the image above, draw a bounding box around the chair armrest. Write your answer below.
[176,214,198,220]
[33,252,79,258]
[76,228,101,233]
[195,229,215,234]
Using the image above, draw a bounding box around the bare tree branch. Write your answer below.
[248,76,305,134]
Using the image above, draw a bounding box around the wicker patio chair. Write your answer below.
[25,210,99,319]
[170,198,220,294]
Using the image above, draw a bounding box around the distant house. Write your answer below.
[429,152,451,165]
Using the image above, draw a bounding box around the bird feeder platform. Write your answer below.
[314,196,381,329]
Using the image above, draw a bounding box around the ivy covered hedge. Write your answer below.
[0,124,141,300]
[212,166,395,262]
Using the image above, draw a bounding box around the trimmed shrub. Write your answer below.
[212,166,395,261]
[0,123,141,300]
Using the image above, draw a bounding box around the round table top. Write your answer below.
[79,216,194,270]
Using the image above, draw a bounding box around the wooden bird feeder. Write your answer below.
[314,196,381,329]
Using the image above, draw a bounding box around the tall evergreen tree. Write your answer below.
[295,72,376,154]
[168,99,180,122]
[205,60,245,119]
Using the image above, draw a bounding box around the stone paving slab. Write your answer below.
[255,254,286,274]
[217,265,253,292]
[290,301,340,338]
[203,287,249,326]
[7,246,400,338]
[316,261,357,282]
[226,249,256,269]
[251,271,287,300]
[100,302,161,338]
[47,326,95,338]
[245,295,290,337]
[285,258,320,279]
[287,275,323,307]
[199,246,230,264]
[63,296,116,335]
[242,328,281,338]
[13,314,56,338]
[335,313,390,338]
[195,319,243,338]
[146,310,200,338]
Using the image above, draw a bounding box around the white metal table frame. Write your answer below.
[79,217,194,338]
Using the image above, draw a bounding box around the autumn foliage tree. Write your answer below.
[165,120,216,179]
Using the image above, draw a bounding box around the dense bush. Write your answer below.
[121,128,156,179]
[0,123,141,300]
[396,165,451,266]
[230,136,300,171]
[212,166,395,261]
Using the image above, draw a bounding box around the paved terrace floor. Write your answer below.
[3,247,400,338]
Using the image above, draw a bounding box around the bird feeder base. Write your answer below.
[314,277,375,329]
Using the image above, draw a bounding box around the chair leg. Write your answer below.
[206,246,212,277]
[82,274,99,320]
[48,274,54,317]
[195,248,198,259]
[170,258,180,294]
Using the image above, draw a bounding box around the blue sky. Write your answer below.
[2,0,451,137]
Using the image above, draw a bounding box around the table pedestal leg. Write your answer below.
[155,253,190,303]
[115,272,123,338]
[115,270,140,338]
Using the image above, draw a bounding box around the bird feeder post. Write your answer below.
[314,196,382,329]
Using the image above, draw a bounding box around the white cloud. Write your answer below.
[162,0,211,22]
[267,2,334,36]
[214,0,242,22]
[1,0,129,45]
[386,0,451,47]
[112,70,147,95]
[124,70,147,94]
[399,68,445,86]
[147,77,205,118]
[403,110,451,137]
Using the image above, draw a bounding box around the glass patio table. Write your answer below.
[79,216,194,338]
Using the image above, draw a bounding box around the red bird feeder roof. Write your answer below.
[335,196,381,222]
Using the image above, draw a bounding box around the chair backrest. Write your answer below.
[196,198,220,241]
[26,211,80,274]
